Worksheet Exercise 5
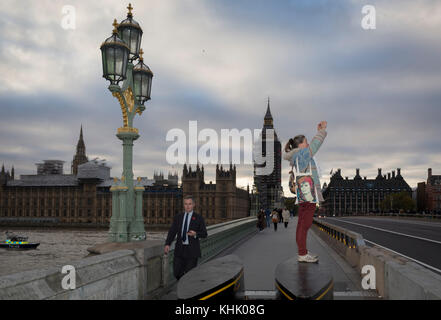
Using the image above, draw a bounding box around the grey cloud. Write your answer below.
[1,0,440,193]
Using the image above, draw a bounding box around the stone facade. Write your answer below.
[322,168,412,215]
[417,168,441,213]
[181,163,250,225]
[0,161,183,226]
[0,127,250,227]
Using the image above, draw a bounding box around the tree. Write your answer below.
[379,192,415,212]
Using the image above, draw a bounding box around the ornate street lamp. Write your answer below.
[133,49,153,105]
[117,3,142,62]
[100,19,130,86]
[100,4,153,242]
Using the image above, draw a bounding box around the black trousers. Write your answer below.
[273,222,278,231]
[173,246,199,280]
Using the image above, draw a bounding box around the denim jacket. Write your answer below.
[283,129,327,203]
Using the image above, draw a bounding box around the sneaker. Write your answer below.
[298,253,318,263]
[308,251,319,259]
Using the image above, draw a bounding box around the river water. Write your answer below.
[0,227,167,277]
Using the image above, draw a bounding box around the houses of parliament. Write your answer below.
[0,126,251,227]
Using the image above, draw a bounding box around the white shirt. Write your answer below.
[181,210,194,245]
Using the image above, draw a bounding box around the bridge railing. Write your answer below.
[333,212,441,220]
[312,217,441,300]
[313,218,365,250]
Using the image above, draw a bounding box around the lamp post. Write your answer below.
[100,4,153,242]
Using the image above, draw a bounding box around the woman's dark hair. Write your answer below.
[284,135,305,152]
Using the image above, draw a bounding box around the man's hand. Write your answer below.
[164,245,170,255]
[187,230,197,237]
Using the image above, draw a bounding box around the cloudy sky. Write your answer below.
[1,0,441,194]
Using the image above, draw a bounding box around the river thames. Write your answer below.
[0,227,167,277]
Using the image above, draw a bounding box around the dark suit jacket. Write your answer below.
[165,211,208,258]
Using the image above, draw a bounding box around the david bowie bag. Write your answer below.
[293,157,318,204]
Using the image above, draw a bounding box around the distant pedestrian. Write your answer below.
[282,208,290,228]
[265,208,271,228]
[277,208,283,223]
[271,209,279,231]
[257,209,265,231]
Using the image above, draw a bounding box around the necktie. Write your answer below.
[182,212,188,242]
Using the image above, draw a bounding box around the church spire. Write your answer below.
[77,124,86,152]
[71,125,89,175]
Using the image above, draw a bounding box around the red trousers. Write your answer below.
[296,202,316,256]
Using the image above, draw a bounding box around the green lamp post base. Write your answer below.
[108,128,146,243]
[101,4,153,243]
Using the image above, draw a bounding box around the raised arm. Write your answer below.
[291,121,327,172]
[309,121,327,157]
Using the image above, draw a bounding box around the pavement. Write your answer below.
[219,216,378,299]
[162,216,380,300]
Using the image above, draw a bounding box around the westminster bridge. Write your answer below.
[1,215,441,300]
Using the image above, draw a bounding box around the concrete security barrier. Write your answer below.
[177,254,244,300]
[0,216,257,300]
[275,257,334,300]
[312,218,441,299]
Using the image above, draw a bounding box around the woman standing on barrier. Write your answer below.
[283,121,327,263]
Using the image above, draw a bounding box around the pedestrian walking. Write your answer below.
[257,209,265,231]
[278,208,283,223]
[271,209,279,231]
[164,195,208,279]
[265,208,271,228]
[282,207,290,228]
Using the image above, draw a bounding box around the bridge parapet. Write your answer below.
[312,218,441,299]
[0,216,257,300]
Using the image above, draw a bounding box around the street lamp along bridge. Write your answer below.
[100,3,153,242]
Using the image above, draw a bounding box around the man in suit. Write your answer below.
[164,195,208,280]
